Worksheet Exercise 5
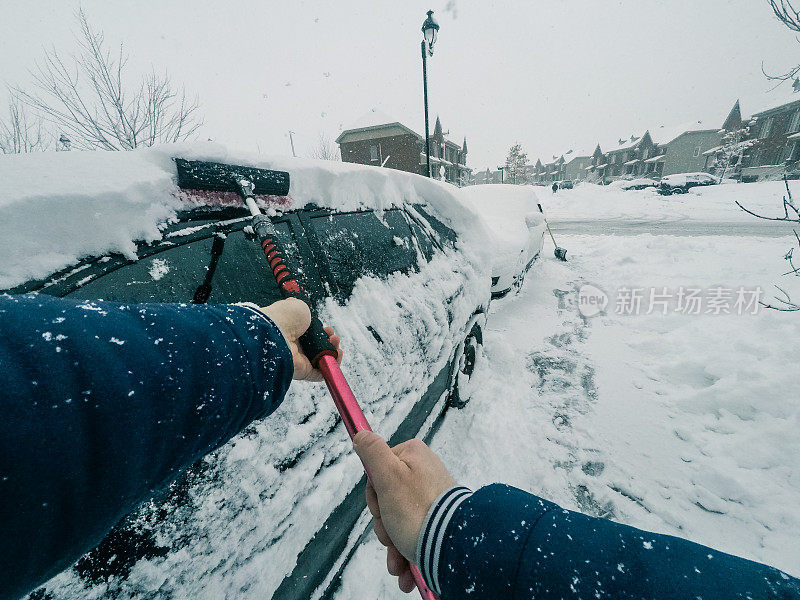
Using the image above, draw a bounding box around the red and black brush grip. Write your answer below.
[251,214,338,367]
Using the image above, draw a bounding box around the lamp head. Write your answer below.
[422,10,439,56]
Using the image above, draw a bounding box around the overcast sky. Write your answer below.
[2,0,799,170]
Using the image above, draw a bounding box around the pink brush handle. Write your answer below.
[317,355,439,600]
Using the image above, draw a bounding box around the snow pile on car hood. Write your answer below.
[457,184,545,268]
[0,143,490,289]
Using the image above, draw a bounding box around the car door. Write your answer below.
[269,205,483,600]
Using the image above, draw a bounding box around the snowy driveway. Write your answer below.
[553,219,797,237]
[332,184,800,598]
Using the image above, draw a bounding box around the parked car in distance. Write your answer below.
[658,172,718,195]
[558,180,574,190]
[0,149,491,600]
[458,184,546,299]
[620,178,659,191]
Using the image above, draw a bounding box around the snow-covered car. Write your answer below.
[620,178,659,191]
[458,184,546,299]
[658,172,718,195]
[557,180,574,190]
[0,147,492,600]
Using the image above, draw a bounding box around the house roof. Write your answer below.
[651,101,741,145]
[702,145,724,156]
[602,132,649,154]
[651,122,719,145]
[750,83,800,117]
[336,109,421,143]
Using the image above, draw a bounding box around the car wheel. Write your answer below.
[446,323,483,409]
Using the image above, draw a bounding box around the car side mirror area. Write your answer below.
[525,212,544,229]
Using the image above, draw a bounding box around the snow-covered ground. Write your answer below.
[333,183,800,597]
[544,180,797,225]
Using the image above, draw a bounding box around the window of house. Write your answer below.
[759,117,775,139]
[643,148,650,160]
[785,141,800,162]
[693,145,702,158]
[369,145,378,161]
[787,110,800,134]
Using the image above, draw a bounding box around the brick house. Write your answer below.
[741,87,800,179]
[600,132,658,180]
[473,168,503,184]
[529,159,547,184]
[336,110,470,185]
[562,150,593,182]
[542,156,566,182]
[653,101,742,176]
[586,145,607,181]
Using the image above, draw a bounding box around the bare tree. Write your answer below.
[308,132,341,161]
[765,1,800,82]
[709,124,755,181]
[736,176,800,311]
[14,9,202,151]
[0,93,51,153]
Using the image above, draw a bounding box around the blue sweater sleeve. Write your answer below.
[0,294,293,600]
[425,484,800,599]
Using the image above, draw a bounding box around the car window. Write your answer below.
[65,222,296,306]
[304,208,417,301]
[407,216,435,262]
[411,204,457,248]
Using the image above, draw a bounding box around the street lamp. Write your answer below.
[497,166,505,184]
[421,9,439,178]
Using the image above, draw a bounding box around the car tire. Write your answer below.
[446,323,483,409]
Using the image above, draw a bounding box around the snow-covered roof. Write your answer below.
[650,101,740,145]
[651,121,720,145]
[0,143,487,290]
[601,132,649,154]
[644,154,665,163]
[336,109,422,142]
[703,145,724,156]
[561,146,596,161]
[624,158,641,166]
[749,84,800,117]
[789,132,800,140]
[347,108,405,131]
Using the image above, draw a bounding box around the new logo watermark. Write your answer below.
[577,284,609,318]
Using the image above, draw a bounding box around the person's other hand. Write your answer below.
[353,430,457,593]
[259,298,342,381]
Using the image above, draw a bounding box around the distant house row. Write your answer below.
[531,83,800,184]
[336,109,471,185]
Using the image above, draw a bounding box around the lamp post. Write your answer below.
[421,9,439,178]
[498,166,505,184]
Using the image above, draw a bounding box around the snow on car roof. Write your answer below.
[0,142,485,289]
[457,184,544,267]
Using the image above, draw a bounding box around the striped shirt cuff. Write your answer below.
[415,485,473,595]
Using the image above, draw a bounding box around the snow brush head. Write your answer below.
[174,158,290,196]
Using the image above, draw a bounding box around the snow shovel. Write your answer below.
[537,202,567,261]
[174,158,439,600]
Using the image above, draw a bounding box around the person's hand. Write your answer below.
[353,430,457,593]
[258,298,342,381]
